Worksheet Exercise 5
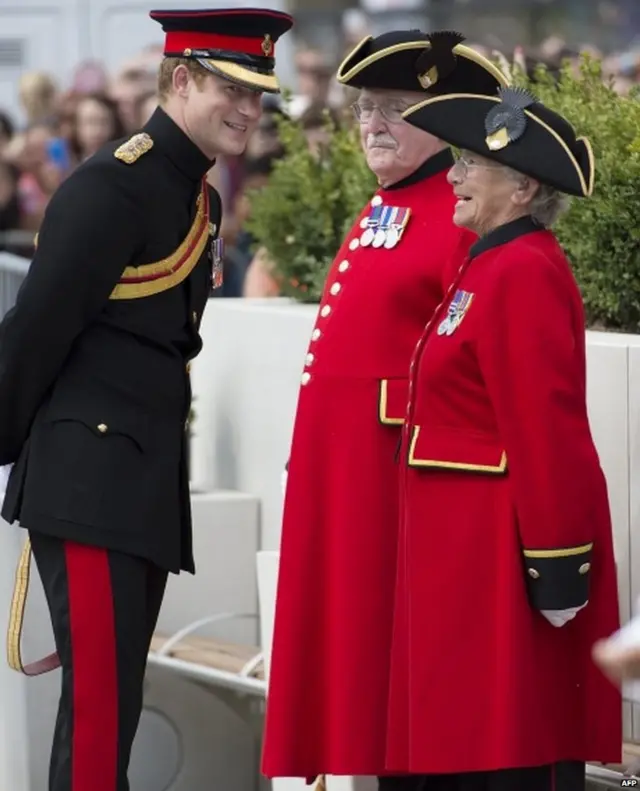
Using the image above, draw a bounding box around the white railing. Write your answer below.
[0,252,29,319]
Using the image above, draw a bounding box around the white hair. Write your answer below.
[503,165,570,227]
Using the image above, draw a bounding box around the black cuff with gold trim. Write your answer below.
[522,543,592,610]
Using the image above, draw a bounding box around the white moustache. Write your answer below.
[367,135,397,150]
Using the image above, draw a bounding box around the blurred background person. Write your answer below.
[71,93,126,163]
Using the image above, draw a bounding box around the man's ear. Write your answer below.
[172,64,191,98]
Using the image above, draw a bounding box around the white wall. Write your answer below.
[190,298,317,552]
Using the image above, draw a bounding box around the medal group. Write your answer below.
[359,203,412,249]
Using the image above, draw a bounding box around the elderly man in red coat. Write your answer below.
[261,31,508,787]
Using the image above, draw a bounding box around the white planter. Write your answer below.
[190,298,317,552]
[193,302,640,745]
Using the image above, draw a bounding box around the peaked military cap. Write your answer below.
[337,30,507,95]
[150,7,293,93]
[402,86,594,197]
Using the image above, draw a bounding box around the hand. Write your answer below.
[592,640,640,683]
[593,613,640,682]
[541,603,586,627]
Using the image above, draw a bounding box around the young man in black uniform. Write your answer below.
[0,7,293,790]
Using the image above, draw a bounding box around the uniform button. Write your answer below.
[338,260,350,273]
[579,562,591,575]
[311,328,321,341]
[306,353,315,365]
[371,195,383,207]
[97,423,108,433]
[527,568,540,579]
[192,311,198,324]
[360,217,368,229]
[301,372,311,385]
[321,305,331,318]
[330,283,341,296]
[186,362,192,374]
[349,238,359,251]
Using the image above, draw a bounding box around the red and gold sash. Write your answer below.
[110,177,210,300]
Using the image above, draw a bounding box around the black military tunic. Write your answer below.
[0,106,221,574]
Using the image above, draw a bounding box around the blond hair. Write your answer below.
[18,71,58,123]
[157,57,211,101]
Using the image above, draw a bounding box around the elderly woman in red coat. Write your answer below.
[377,88,622,791]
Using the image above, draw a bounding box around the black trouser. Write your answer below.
[378,762,585,791]
[30,530,168,791]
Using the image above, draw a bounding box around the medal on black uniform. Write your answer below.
[210,224,224,289]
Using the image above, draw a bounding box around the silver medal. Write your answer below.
[384,227,399,249]
[360,227,374,247]
[372,229,386,248]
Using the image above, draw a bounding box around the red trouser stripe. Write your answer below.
[65,543,118,790]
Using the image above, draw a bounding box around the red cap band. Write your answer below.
[165,31,274,57]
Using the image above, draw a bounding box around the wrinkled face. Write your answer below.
[355,88,444,186]
[447,149,533,236]
[76,98,117,155]
[181,68,263,159]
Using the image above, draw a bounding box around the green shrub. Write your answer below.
[245,110,376,303]
[512,55,640,332]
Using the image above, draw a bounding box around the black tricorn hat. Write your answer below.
[402,87,594,197]
[336,30,507,95]
[150,7,293,94]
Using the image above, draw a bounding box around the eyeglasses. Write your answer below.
[351,101,412,124]
[451,152,504,178]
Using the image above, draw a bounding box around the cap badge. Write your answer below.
[418,66,438,90]
[262,34,273,56]
[183,47,192,57]
[416,31,464,91]
[484,86,537,151]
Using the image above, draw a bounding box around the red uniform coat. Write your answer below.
[386,216,621,774]
[262,150,474,777]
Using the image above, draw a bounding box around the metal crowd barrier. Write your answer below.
[0,252,30,319]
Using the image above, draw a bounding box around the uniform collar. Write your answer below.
[143,106,214,182]
[469,215,544,260]
[383,148,454,192]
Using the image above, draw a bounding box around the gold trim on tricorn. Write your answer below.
[407,425,508,473]
[337,38,509,89]
[109,182,210,300]
[576,136,595,197]
[378,379,405,425]
[403,93,591,197]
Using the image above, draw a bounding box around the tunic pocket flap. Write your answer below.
[378,378,408,425]
[408,425,507,474]
[44,399,149,451]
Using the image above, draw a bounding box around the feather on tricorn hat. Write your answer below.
[336,29,507,95]
[402,86,594,197]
